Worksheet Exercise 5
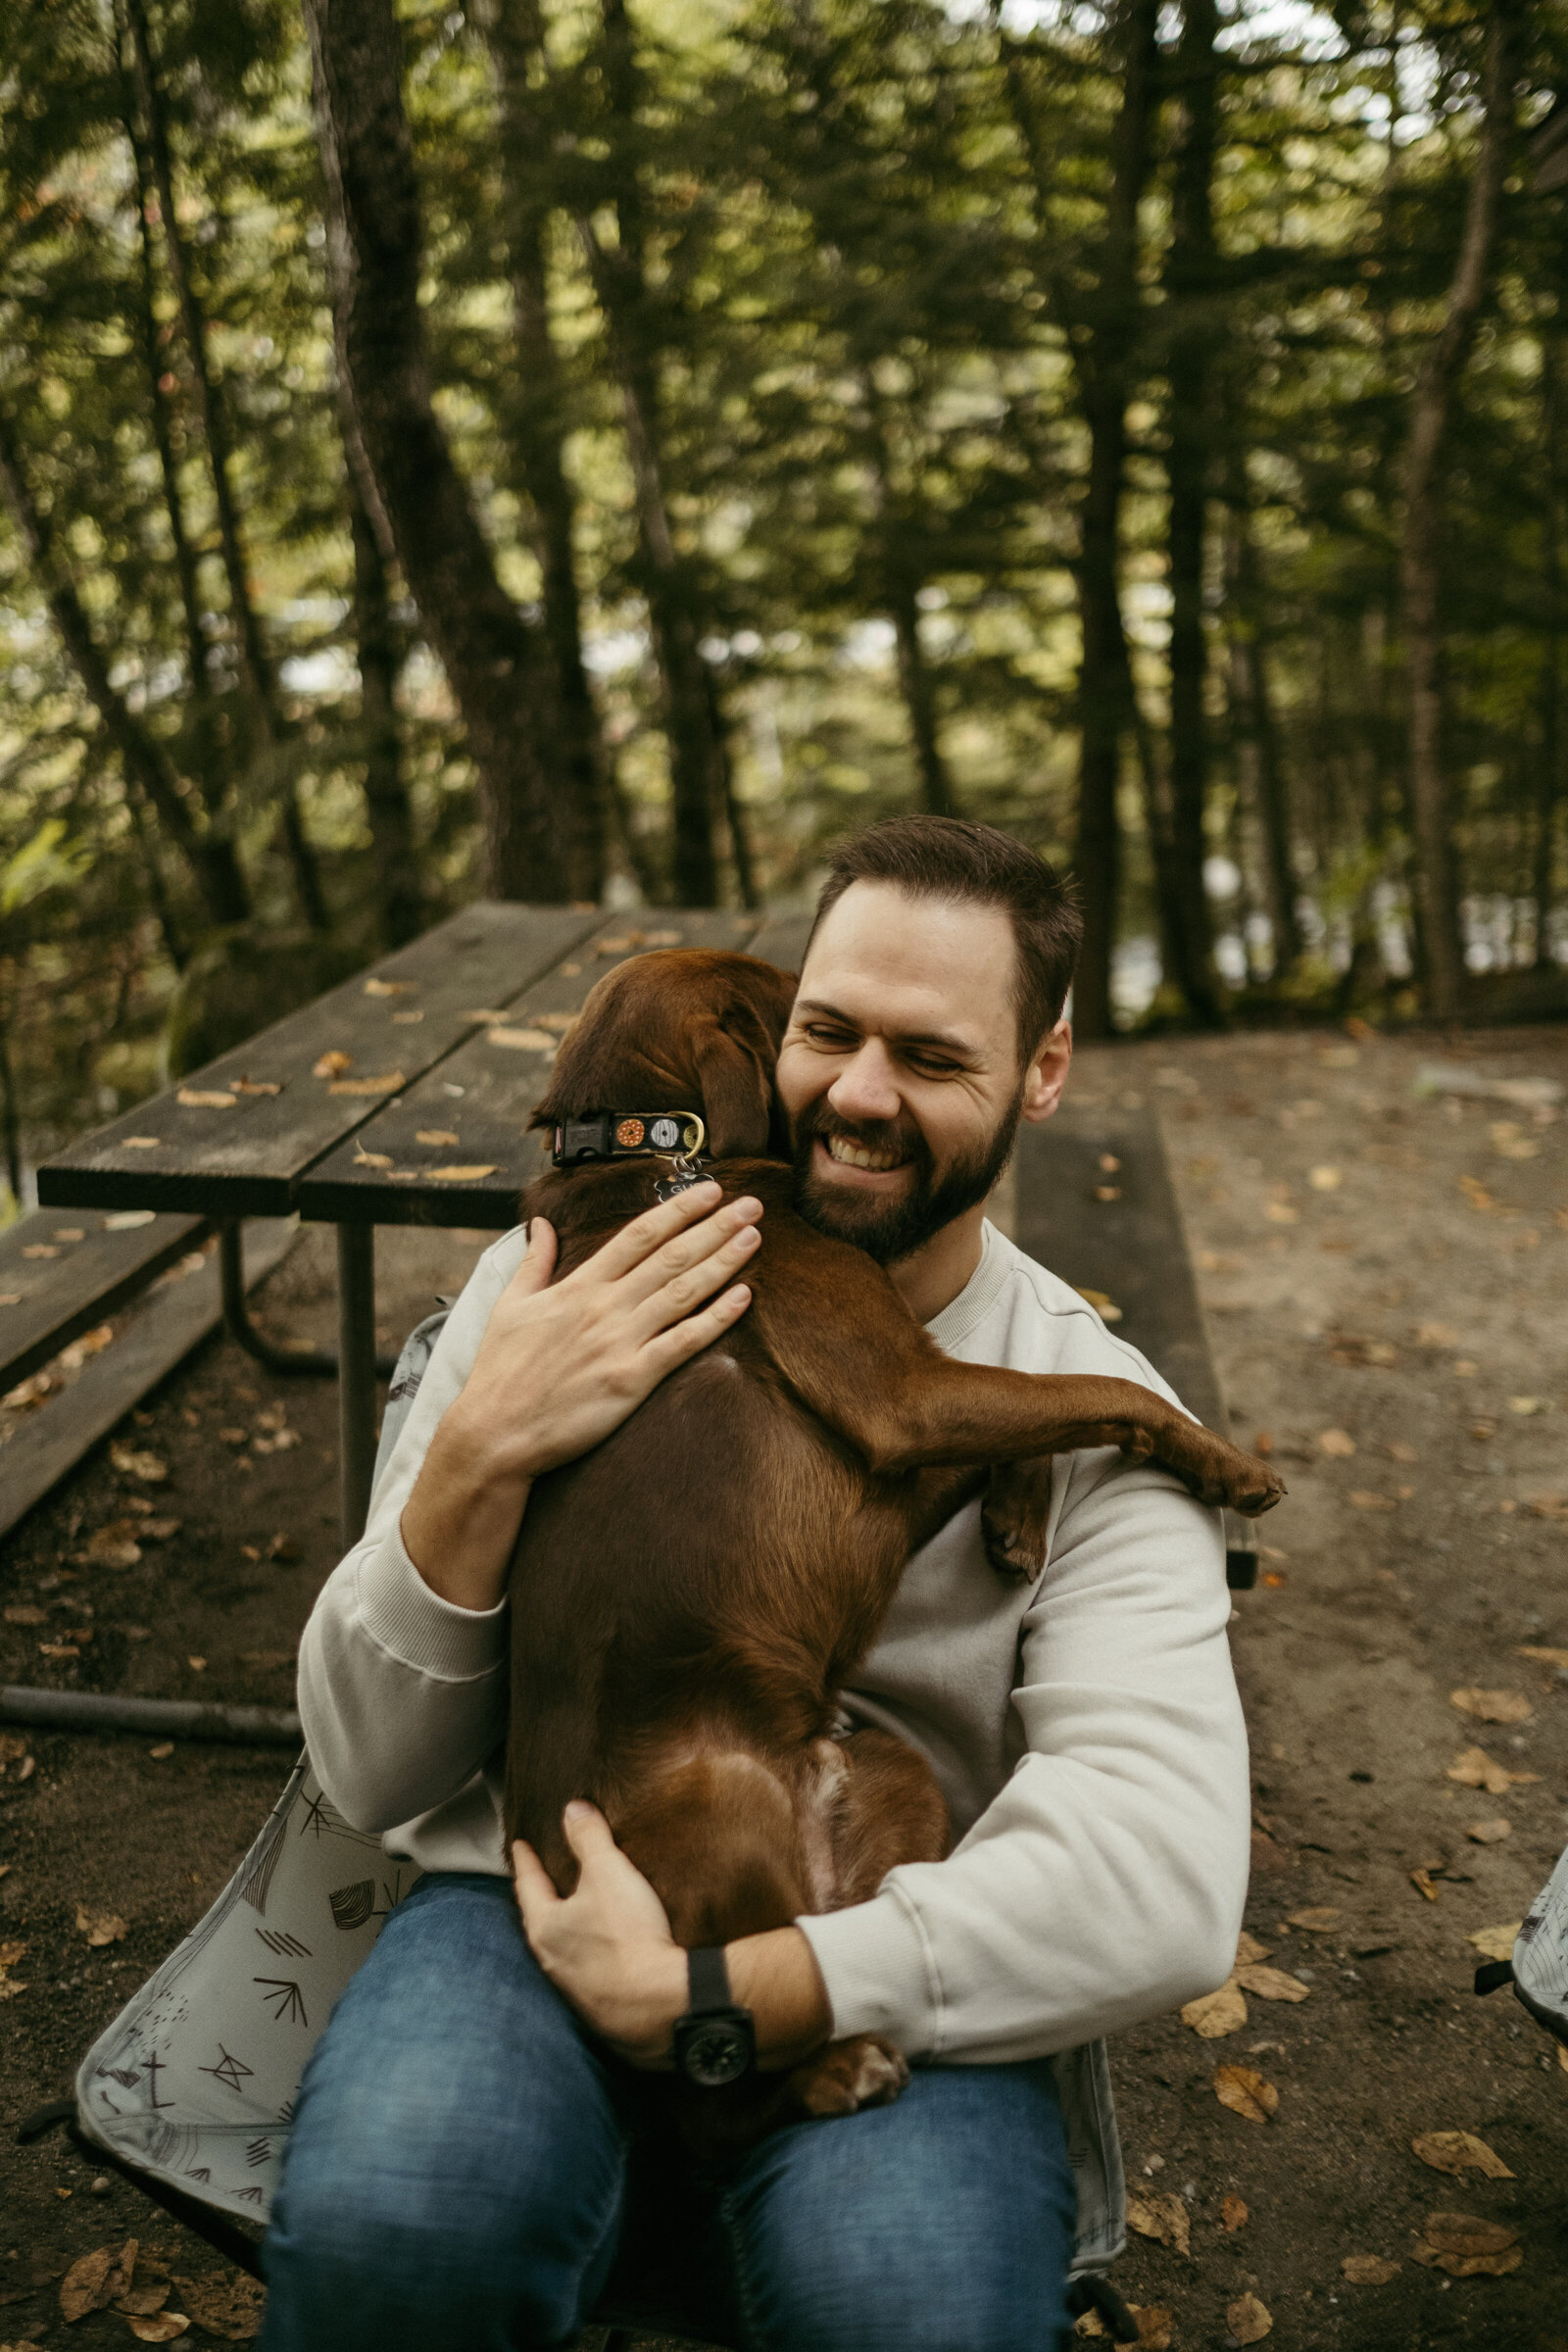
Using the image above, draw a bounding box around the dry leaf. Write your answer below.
[1410,1868,1441,1902]
[1348,1491,1397,1511]
[39,1642,80,1660]
[1181,1981,1248,2037]
[1073,1288,1124,1324]
[1341,2254,1399,2284]
[4,1604,45,1626]
[123,2317,188,2342]
[460,1008,511,1022]
[1213,2064,1278,2124]
[1318,1429,1356,1457]
[1450,1689,1533,1724]
[1235,1931,1273,1966]
[1508,1396,1546,1414]
[226,1078,280,1097]
[328,1072,404,1097]
[0,1938,24,1966]
[1235,1964,1310,2003]
[122,1137,161,1149]
[1516,1645,1568,1669]
[60,2240,136,2322]
[415,1130,460,1147]
[113,2286,170,2317]
[425,1165,499,1183]
[76,1905,127,1947]
[174,1091,237,1110]
[21,1245,59,1259]
[312,1051,352,1077]
[363,977,412,996]
[1221,2193,1249,2231]
[1226,2291,1272,2343]
[1528,1494,1568,1521]
[110,1446,168,1484]
[392,1009,423,1023]
[1125,2189,1190,2255]
[1411,2132,1514,2180]
[1465,1818,1512,1845]
[1447,1746,1516,1795]
[1410,2211,1522,2277]
[1075,2310,1172,2348]
[1308,1163,1342,1190]
[1286,1906,1341,1933]
[168,2273,265,2340]
[104,1209,157,1230]
[351,1149,393,1170]
[1465,1921,1522,1961]
[148,1742,173,1761]
[1264,1201,1298,1223]
[486,1026,557,1052]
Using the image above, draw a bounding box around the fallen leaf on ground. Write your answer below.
[1465,1818,1512,1845]
[123,2317,188,2342]
[1528,1494,1568,1521]
[175,1091,236,1110]
[1286,1907,1341,1932]
[1181,1982,1247,2037]
[148,1742,173,1761]
[486,1027,557,1051]
[1235,1964,1310,2003]
[1226,2290,1272,2343]
[188,1656,206,1671]
[363,977,412,996]
[1388,1438,1419,1462]
[1411,2131,1514,2179]
[1509,1395,1546,1414]
[1516,1645,1568,1670]
[1341,2254,1399,2284]
[329,1072,405,1098]
[60,2240,137,2321]
[1125,2190,1191,2255]
[1465,1921,1522,1960]
[351,1149,392,1170]
[312,1051,351,1078]
[39,1642,80,1660]
[1075,2309,1172,2348]
[168,2273,265,2340]
[1221,2193,1249,2231]
[1448,1746,1524,1795]
[1235,1931,1272,1966]
[0,1939,25,1966]
[1264,1201,1298,1223]
[82,1520,145,1569]
[1214,2064,1278,2124]
[425,1165,499,1183]
[110,1446,168,1484]
[1410,2211,1522,2277]
[1411,1868,1441,1902]
[1451,1688,1533,1724]
[5,1605,46,1626]
[1318,1429,1356,1457]
[113,2285,170,2317]
[1308,1164,1342,1190]
[415,1130,460,1147]
[1348,1490,1397,1511]
[76,1905,127,1947]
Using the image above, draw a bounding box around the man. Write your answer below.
[263,817,1249,2352]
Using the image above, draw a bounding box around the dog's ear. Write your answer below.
[695,1020,774,1158]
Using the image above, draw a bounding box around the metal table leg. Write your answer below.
[220,1222,336,1376]
[337,1224,378,1547]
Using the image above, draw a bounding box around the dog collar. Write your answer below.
[551,1110,707,1169]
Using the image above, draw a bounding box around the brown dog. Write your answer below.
[505,950,1281,2142]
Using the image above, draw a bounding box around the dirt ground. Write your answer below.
[2,1020,1566,2350]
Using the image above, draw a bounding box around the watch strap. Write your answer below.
[686,1945,732,2014]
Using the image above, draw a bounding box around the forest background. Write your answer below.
[1,0,1566,1212]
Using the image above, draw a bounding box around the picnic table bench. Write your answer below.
[32,900,1250,1580]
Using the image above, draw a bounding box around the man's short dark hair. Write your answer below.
[808,816,1083,1060]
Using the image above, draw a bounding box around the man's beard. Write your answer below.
[789,1088,1024,1267]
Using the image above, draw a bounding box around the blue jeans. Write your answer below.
[260,1874,1075,2352]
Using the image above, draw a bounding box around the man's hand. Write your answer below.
[401,1181,761,1610]
[513,1803,833,2073]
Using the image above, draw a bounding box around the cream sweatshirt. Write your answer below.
[297,1219,1250,2071]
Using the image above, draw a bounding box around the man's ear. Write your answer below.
[695,1023,774,1157]
[1020,1019,1072,1125]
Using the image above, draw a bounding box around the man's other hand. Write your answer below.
[513,1803,685,2068]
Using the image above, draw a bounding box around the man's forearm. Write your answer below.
[727,1925,833,2070]
[400,1407,530,1613]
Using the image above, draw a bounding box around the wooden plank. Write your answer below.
[1012,1101,1255,1582]
[36,904,603,1221]
[0,1209,210,1394]
[0,1220,298,1543]
[296,910,764,1229]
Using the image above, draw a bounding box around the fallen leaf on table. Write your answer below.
[1318,1429,1356,1457]
[351,1149,393,1170]
[103,1209,157,1230]
[461,1008,510,1022]
[1182,1981,1247,2037]
[1465,1818,1512,1845]
[486,1027,557,1052]
[329,1072,405,1098]
[426,1166,499,1183]
[1451,1688,1533,1724]
[1348,1491,1397,1511]
[595,933,643,954]
[1410,2211,1522,2277]
[175,1091,236,1110]
[416,1130,460,1147]
[123,2316,189,2342]
[110,1446,168,1484]
[1411,2132,1514,2179]
[1235,1931,1273,1966]
[1341,2254,1399,2284]
[61,2240,137,2320]
[1516,1645,1568,1670]
[168,2272,265,2340]
[1221,2194,1249,2231]
[1125,2189,1191,2255]
[1286,1907,1341,1932]
[122,1136,160,1149]
[1447,1746,1525,1795]
[76,1905,127,1947]
[363,977,412,996]
[1235,1964,1310,2003]
[312,1051,352,1077]
[1213,2064,1278,2124]
[535,1011,579,1031]
[226,1077,280,1097]
[1226,2290,1272,2343]
[392,1009,423,1024]
[1465,1921,1521,1961]
[21,1245,58,1259]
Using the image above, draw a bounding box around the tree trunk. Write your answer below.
[0,413,251,929]
[306,0,570,902]
[1535,329,1563,966]
[1223,453,1302,972]
[1399,0,1519,1020]
[490,0,606,904]
[1160,0,1222,1022]
[349,479,422,948]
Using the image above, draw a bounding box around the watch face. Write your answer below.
[681,2020,752,2088]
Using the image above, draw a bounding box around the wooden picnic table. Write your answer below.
[36,903,811,1544]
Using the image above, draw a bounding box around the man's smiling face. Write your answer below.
[775,882,1057,1266]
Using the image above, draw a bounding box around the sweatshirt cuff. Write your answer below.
[354,1525,509,1682]
[795,1884,942,2055]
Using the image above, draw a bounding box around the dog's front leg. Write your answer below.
[982,1455,1055,1583]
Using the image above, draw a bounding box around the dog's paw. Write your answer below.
[791,2034,910,2118]
[981,1507,1046,1584]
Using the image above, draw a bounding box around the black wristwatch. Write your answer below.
[672,1946,757,2087]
